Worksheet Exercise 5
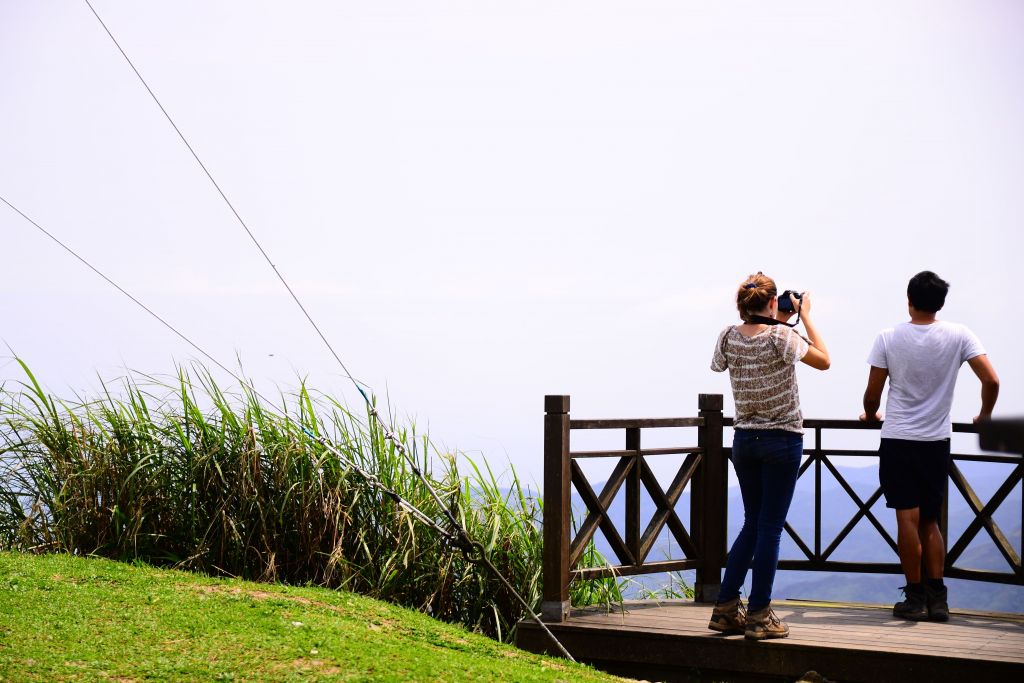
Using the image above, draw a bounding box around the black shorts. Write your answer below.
[878,438,951,520]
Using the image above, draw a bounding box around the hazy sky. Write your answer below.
[2,1,1022,487]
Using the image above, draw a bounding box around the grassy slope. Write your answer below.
[0,553,621,682]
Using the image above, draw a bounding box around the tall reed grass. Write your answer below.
[0,359,621,642]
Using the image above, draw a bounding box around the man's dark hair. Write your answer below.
[907,271,949,313]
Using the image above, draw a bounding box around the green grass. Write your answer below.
[0,360,626,643]
[0,552,624,682]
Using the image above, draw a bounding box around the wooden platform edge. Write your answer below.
[570,597,1024,622]
[515,615,1024,683]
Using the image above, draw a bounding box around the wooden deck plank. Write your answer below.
[568,607,1013,633]
[564,605,1020,647]
[552,618,1023,657]
[569,600,1024,632]
[568,599,1024,626]
[516,599,1024,682]
[569,617,1021,649]
[564,607,1003,635]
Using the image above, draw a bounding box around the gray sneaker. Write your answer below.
[745,605,789,640]
[893,584,929,621]
[708,597,746,634]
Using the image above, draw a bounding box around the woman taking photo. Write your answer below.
[707,272,830,639]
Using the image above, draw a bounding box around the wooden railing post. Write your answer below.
[625,427,641,565]
[694,393,726,603]
[542,395,571,622]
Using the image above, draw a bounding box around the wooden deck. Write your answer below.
[516,599,1024,682]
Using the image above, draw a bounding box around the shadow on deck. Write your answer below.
[516,599,1024,682]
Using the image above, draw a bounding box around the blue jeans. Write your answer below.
[718,429,802,611]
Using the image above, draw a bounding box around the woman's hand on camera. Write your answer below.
[776,292,802,322]
[797,291,811,316]
[796,291,830,370]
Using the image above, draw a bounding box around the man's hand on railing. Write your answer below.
[859,412,883,422]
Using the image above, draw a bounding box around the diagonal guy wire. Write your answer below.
[79,0,576,660]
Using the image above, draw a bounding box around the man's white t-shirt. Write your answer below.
[867,321,985,441]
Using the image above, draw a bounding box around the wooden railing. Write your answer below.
[777,419,1023,584]
[540,394,1024,621]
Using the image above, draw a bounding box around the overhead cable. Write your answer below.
[82,0,366,399]
[0,193,448,540]
[72,0,578,661]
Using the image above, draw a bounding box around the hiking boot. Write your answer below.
[745,605,789,640]
[893,584,928,621]
[925,582,949,622]
[708,597,746,634]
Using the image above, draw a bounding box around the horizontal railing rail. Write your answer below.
[541,394,1023,622]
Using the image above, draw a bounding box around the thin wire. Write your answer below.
[0,195,240,386]
[80,1,575,660]
[82,0,366,399]
[0,194,443,540]
[4,195,575,659]
[83,0,454,531]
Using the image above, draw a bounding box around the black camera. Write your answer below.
[778,290,802,313]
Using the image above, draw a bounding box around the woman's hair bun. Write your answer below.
[736,272,777,321]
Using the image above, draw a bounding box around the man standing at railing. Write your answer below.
[860,271,1000,622]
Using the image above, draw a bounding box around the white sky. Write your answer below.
[2,0,1022,487]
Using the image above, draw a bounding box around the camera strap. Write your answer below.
[747,299,802,328]
[747,315,796,327]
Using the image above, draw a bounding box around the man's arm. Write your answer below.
[860,365,888,422]
[967,354,1000,422]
